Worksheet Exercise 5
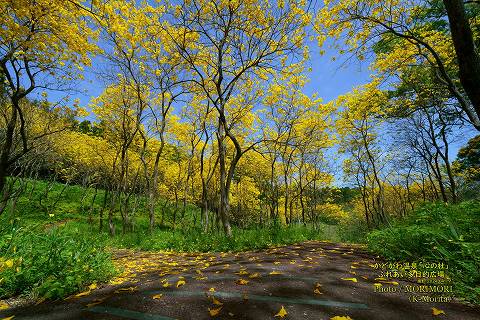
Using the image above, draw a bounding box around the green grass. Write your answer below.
[105,223,341,253]
[0,222,115,300]
[366,201,480,304]
[0,178,341,300]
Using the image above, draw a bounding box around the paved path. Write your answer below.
[1,241,479,319]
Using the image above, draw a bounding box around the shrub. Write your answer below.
[0,223,116,300]
[366,201,480,303]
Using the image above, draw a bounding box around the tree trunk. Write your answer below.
[108,191,116,236]
[217,118,232,236]
[443,0,480,126]
[100,188,109,232]
[88,186,98,225]
[0,103,18,195]
[284,170,289,224]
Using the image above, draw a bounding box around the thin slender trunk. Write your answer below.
[217,118,232,236]
[88,186,98,225]
[100,188,109,232]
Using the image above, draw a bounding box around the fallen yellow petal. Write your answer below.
[236,270,249,275]
[212,296,223,306]
[269,271,283,275]
[74,290,91,298]
[380,281,399,285]
[330,316,353,320]
[152,294,163,300]
[1,316,15,320]
[86,299,104,308]
[340,277,358,283]
[109,279,125,285]
[176,280,186,288]
[432,307,446,316]
[235,278,249,285]
[249,272,260,278]
[208,306,222,316]
[114,287,137,293]
[274,305,288,318]
[0,301,9,311]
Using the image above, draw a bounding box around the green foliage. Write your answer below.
[454,134,480,190]
[338,217,369,243]
[0,223,116,300]
[106,224,332,253]
[366,201,480,303]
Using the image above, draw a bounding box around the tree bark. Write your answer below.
[443,0,480,123]
[0,102,18,195]
[217,118,232,236]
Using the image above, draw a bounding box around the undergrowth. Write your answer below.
[367,201,480,304]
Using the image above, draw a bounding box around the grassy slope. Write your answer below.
[0,179,344,300]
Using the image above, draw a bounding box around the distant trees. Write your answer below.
[165,0,313,236]
[2,0,478,234]
[454,135,480,198]
[315,0,479,227]
[335,81,389,226]
[0,0,97,194]
[0,0,336,235]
